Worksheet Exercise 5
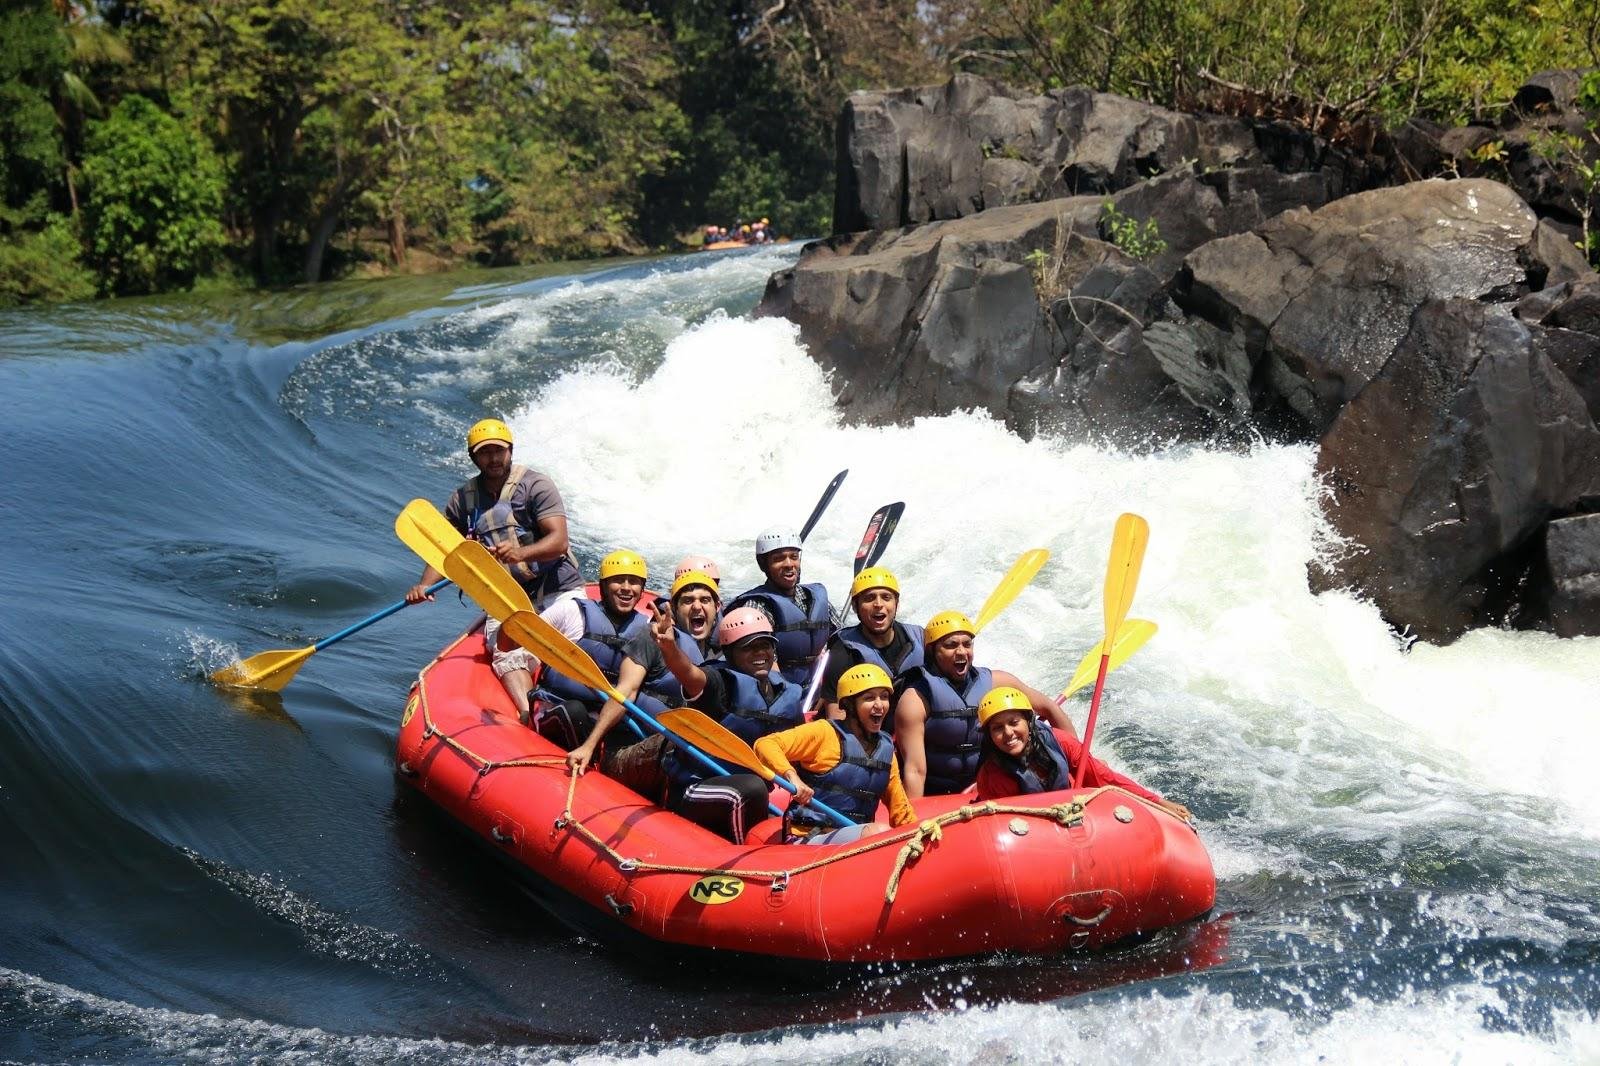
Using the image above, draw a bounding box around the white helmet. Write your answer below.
[754,530,803,559]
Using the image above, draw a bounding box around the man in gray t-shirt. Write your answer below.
[406,417,583,720]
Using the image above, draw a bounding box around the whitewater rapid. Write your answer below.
[6,243,1597,1062]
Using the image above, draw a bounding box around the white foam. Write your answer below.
[500,310,1600,850]
[6,965,1596,1065]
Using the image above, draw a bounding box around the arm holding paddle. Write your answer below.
[568,655,650,775]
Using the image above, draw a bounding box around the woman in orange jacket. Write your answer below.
[754,664,919,845]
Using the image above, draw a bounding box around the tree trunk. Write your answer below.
[303,171,355,284]
[388,209,407,267]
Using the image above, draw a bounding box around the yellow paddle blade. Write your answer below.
[1102,513,1149,646]
[394,499,464,573]
[441,541,533,622]
[657,708,773,781]
[973,548,1050,633]
[498,609,615,699]
[1059,619,1158,700]
[210,645,316,692]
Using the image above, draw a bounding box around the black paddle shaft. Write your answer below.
[798,469,848,543]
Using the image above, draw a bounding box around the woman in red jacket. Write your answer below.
[973,687,1191,821]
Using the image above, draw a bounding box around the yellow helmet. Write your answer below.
[466,418,514,454]
[599,549,648,582]
[924,610,976,645]
[670,569,719,601]
[849,566,900,601]
[836,664,893,702]
[977,686,1033,727]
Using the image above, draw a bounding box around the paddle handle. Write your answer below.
[313,578,451,651]
[599,688,785,819]
[1071,654,1111,789]
[766,769,855,829]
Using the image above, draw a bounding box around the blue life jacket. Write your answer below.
[991,724,1071,795]
[639,627,706,708]
[733,582,833,687]
[907,664,994,795]
[834,621,926,678]
[793,721,894,829]
[539,599,651,708]
[665,664,805,790]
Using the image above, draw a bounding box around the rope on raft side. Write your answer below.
[415,688,1110,904]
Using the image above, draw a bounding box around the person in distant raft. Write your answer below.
[819,566,923,719]
[405,418,583,721]
[730,532,833,689]
[755,664,918,845]
[894,610,1076,800]
[653,606,807,843]
[531,549,653,746]
[974,687,1192,821]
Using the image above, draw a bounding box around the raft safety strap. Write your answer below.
[416,675,1130,906]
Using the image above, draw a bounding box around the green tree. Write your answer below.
[80,94,226,294]
[0,1,69,229]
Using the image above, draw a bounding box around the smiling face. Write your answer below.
[599,574,644,615]
[760,548,801,592]
[726,635,777,679]
[930,632,974,680]
[846,687,893,735]
[986,709,1031,757]
[672,587,718,641]
[853,588,898,637]
[470,442,512,480]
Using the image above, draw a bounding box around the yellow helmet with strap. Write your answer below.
[849,566,900,601]
[599,549,648,581]
[466,418,513,453]
[924,610,976,645]
[670,569,718,601]
[976,686,1033,727]
[836,664,893,702]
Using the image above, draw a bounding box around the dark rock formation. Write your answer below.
[1311,300,1600,641]
[773,71,1600,643]
[1530,514,1600,636]
[1177,179,1585,437]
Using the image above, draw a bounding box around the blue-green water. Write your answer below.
[3,244,1599,1063]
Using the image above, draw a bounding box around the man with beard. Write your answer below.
[531,549,651,745]
[730,532,833,689]
[564,568,722,775]
[819,567,923,720]
[405,418,583,721]
[894,611,1075,800]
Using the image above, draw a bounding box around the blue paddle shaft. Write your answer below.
[313,578,451,651]
[599,688,855,827]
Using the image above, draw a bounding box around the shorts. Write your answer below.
[483,586,585,678]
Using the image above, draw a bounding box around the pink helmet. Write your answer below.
[673,555,722,583]
[717,606,774,648]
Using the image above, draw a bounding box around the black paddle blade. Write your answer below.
[855,502,905,573]
[798,469,848,542]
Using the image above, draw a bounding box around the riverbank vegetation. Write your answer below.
[2,0,1595,306]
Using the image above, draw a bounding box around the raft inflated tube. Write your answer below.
[396,628,1217,964]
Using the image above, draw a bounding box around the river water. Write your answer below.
[3,245,1599,1063]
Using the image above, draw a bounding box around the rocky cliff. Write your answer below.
[757,72,1600,643]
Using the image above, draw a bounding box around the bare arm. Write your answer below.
[894,688,929,801]
[651,606,708,699]
[995,669,1077,737]
[567,656,648,774]
[407,564,444,604]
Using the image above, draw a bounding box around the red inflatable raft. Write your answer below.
[396,627,1216,964]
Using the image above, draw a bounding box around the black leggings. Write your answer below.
[669,774,769,844]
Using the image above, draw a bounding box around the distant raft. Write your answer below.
[396,626,1216,964]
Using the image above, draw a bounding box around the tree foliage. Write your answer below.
[80,93,227,294]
